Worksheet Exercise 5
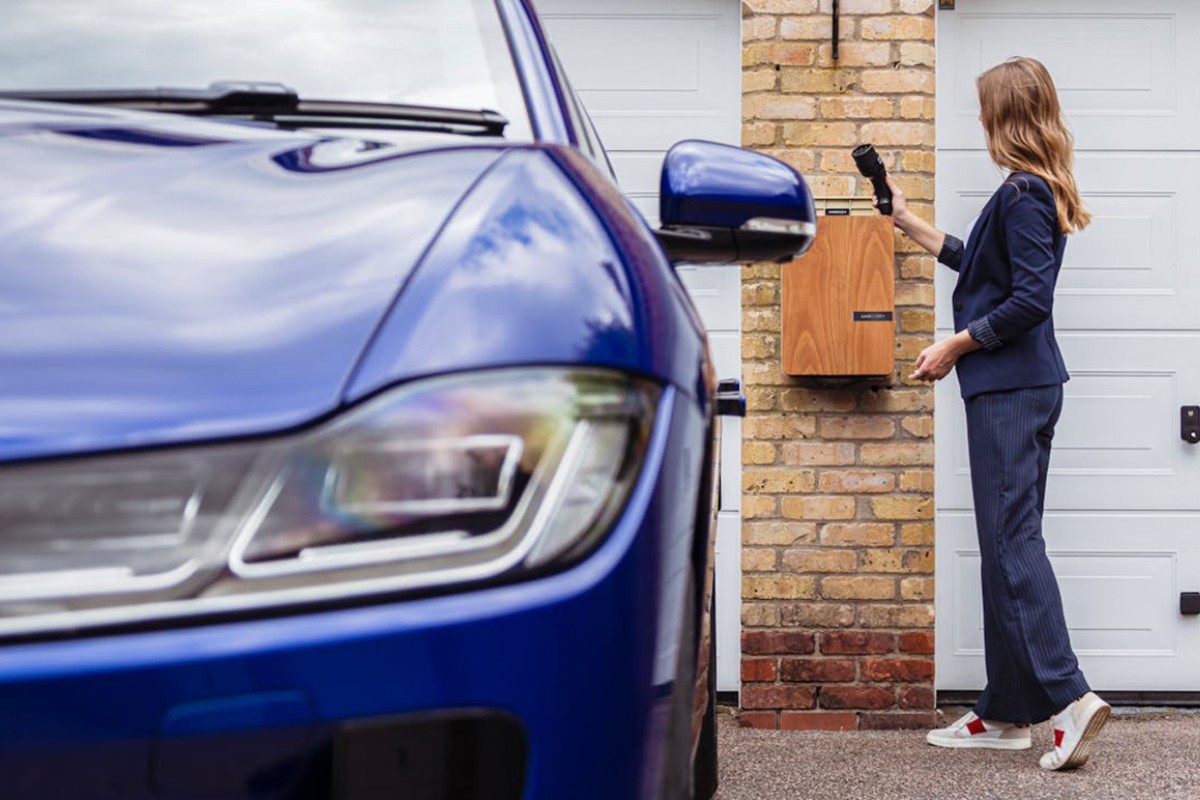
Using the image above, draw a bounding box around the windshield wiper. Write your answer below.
[0,81,508,136]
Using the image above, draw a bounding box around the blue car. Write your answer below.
[0,2,815,798]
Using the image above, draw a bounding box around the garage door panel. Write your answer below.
[936,153,1200,331]
[609,152,658,195]
[676,264,741,331]
[608,151,660,224]
[938,511,1198,690]
[1064,193,1173,290]
[949,547,1177,657]
[938,1,1200,150]
[1063,154,1200,318]
[1053,372,1174,475]
[577,115,734,153]
[549,17,706,96]
[540,5,739,150]
[937,334,1200,511]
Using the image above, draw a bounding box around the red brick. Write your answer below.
[900,631,935,654]
[742,658,779,683]
[781,711,858,731]
[743,630,816,655]
[819,631,895,655]
[738,711,779,730]
[742,684,818,710]
[781,658,857,683]
[899,685,936,709]
[819,686,895,710]
[859,712,938,730]
[861,658,935,683]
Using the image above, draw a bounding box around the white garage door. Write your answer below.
[538,0,745,692]
[936,0,1200,693]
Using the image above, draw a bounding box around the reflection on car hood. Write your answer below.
[0,100,505,461]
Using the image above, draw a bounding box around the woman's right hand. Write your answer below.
[874,175,946,259]
[875,175,910,229]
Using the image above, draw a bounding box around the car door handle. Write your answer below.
[1183,406,1200,444]
[717,378,745,418]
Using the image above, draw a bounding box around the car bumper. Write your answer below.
[0,385,702,800]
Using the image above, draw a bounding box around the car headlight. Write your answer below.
[0,368,660,637]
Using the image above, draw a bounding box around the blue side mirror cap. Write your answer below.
[655,140,817,264]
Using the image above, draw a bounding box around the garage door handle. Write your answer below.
[1182,593,1200,615]
[1183,406,1200,444]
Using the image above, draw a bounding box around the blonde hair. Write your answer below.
[977,57,1090,234]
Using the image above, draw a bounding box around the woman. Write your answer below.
[882,57,1109,770]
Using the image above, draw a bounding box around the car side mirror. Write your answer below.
[654,140,817,265]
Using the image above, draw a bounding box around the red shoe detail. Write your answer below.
[1054,729,1065,748]
[966,718,987,736]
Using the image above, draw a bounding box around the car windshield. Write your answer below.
[0,0,532,139]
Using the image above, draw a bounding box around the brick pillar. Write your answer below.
[738,0,937,731]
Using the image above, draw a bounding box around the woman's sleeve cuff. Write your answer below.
[967,316,1003,351]
[938,235,964,268]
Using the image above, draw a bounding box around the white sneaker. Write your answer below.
[926,711,1032,750]
[1039,692,1111,770]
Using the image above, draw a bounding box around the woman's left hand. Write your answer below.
[909,330,983,382]
[909,339,961,382]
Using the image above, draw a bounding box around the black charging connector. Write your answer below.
[852,143,892,216]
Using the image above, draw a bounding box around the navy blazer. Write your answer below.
[940,172,1070,399]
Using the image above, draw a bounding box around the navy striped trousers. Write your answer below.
[964,383,1090,724]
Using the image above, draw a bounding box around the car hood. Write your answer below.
[0,100,505,461]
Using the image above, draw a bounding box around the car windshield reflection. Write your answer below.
[0,0,532,140]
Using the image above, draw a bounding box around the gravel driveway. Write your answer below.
[715,708,1200,800]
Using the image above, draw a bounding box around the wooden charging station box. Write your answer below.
[782,199,895,380]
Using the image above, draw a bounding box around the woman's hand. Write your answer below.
[909,330,982,382]
[909,340,958,382]
[873,175,948,261]
[874,176,911,229]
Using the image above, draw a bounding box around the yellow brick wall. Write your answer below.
[739,0,937,732]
